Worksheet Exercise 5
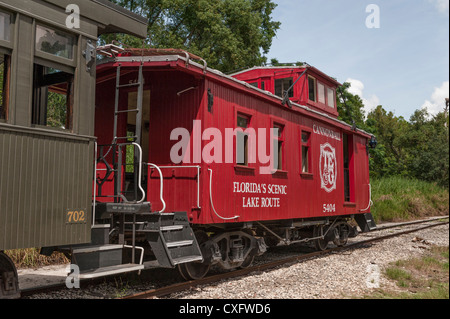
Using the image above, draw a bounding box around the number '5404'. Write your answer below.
[323,204,336,213]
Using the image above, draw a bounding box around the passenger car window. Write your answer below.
[35,25,75,60]
[0,11,11,42]
[32,64,73,129]
[0,53,10,120]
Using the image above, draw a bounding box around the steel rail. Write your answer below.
[122,218,449,299]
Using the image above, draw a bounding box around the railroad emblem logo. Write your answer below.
[319,143,337,193]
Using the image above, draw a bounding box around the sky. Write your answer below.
[267,0,449,120]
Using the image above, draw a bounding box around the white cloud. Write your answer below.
[345,78,380,116]
[421,81,449,115]
[428,0,449,13]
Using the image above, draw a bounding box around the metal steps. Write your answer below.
[145,212,203,268]
[355,213,377,232]
[78,263,144,279]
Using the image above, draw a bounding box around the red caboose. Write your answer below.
[91,47,376,279]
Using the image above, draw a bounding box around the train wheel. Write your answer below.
[239,255,255,269]
[178,231,210,280]
[333,223,349,247]
[239,229,257,269]
[313,225,329,251]
[0,252,20,299]
[178,261,210,281]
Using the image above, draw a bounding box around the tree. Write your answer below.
[106,0,281,73]
[336,82,366,129]
[407,108,449,187]
[366,105,410,177]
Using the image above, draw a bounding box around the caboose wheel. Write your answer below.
[178,231,211,280]
[313,225,329,251]
[0,252,20,299]
[178,261,210,280]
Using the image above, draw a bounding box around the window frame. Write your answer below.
[31,21,78,131]
[0,9,13,47]
[274,77,294,99]
[34,23,77,68]
[317,82,326,104]
[327,87,336,108]
[308,75,317,102]
[0,51,11,122]
[300,127,313,177]
[233,107,256,171]
[31,60,75,131]
[270,117,286,173]
[0,9,14,122]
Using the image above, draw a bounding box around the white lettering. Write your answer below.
[313,124,341,141]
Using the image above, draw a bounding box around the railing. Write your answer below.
[92,142,146,225]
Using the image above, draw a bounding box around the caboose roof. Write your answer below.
[96,48,371,138]
[230,66,342,87]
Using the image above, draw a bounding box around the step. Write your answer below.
[72,244,123,254]
[161,225,184,231]
[355,213,377,232]
[172,255,203,265]
[166,240,194,248]
[78,263,144,279]
[91,224,110,245]
[136,225,184,233]
[72,244,123,272]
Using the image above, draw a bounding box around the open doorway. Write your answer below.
[123,90,150,200]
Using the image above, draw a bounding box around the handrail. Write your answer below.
[208,168,239,220]
[155,165,201,209]
[132,143,146,203]
[94,142,145,203]
[123,245,144,275]
[359,184,373,212]
[147,163,166,213]
[92,142,98,227]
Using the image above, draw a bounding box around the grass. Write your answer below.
[371,176,449,222]
[4,248,69,269]
[366,246,449,299]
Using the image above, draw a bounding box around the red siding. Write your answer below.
[95,60,371,226]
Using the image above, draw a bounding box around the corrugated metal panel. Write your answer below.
[0,126,94,250]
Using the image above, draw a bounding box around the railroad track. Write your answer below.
[20,216,448,299]
[122,216,449,299]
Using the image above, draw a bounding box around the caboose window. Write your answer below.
[301,131,311,173]
[35,25,75,60]
[0,11,11,42]
[236,114,250,166]
[32,64,73,130]
[273,124,284,171]
[327,87,335,108]
[0,53,10,120]
[318,82,325,104]
[275,78,293,98]
[308,76,316,102]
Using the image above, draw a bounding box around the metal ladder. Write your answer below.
[112,63,145,203]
